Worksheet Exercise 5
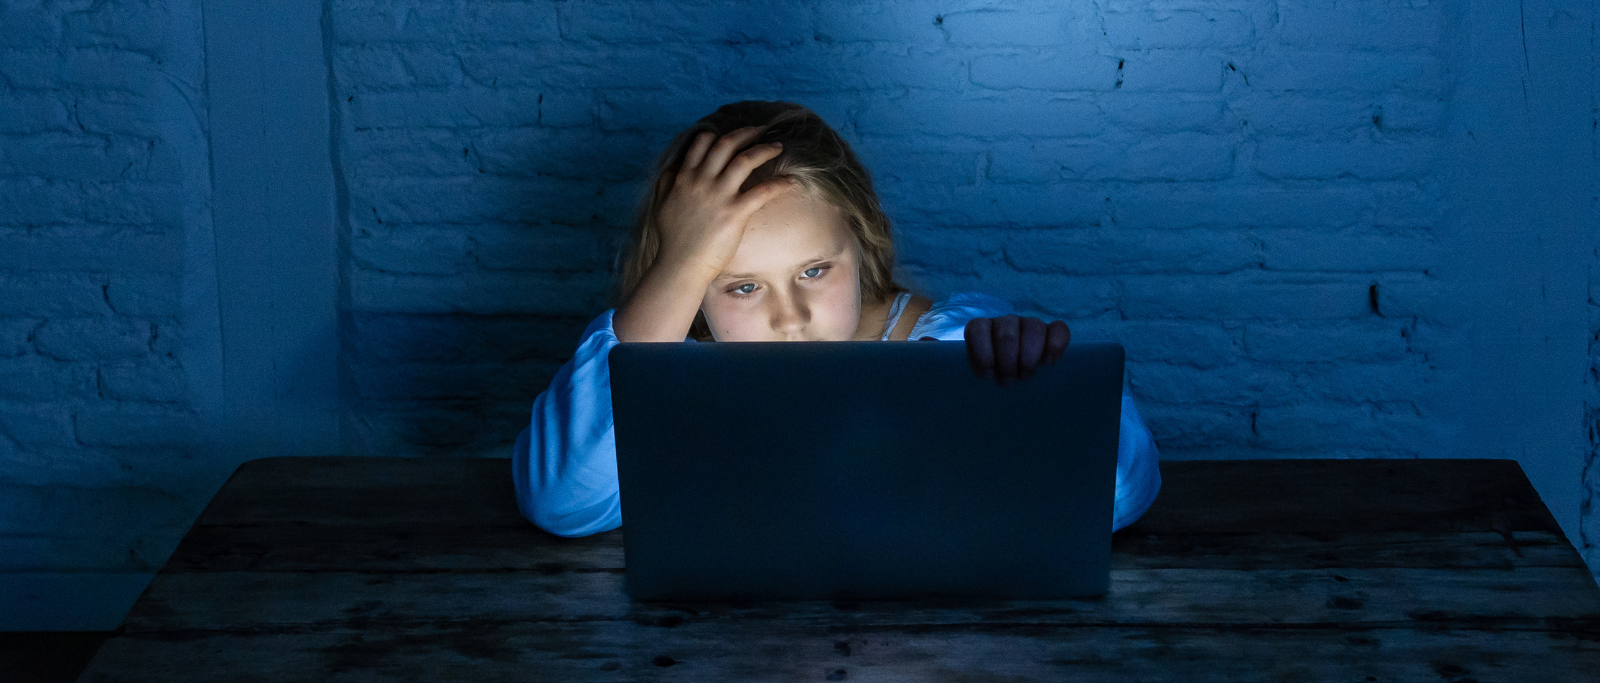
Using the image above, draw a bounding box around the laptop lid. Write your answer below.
[609,341,1124,601]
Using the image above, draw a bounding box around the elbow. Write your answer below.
[522,495,622,538]
[511,430,621,538]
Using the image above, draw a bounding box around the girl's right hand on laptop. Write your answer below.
[965,315,1072,387]
[655,126,794,279]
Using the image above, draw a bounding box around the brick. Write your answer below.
[62,48,160,90]
[0,273,109,316]
[1126,360,1286,405]
[34,317,153,361]
[349,270,612,316]
[877,181,1106,228]
[1259,228,1439,272]
[351,360,562,400]
[0,483,193,545]
[470,224,607,272]
[98,360,189,404]
[1002,273,1121,320]
[1240,51,1444,94]
[722,45,965,93]
[346,89,543,129]
[1105,10,1254,49]
[988,132,1235,182]
[357,399,529,451]
[1077,320,1245,369]
[352,227,472,275]
[0,4,61,49]
[343,128,474,177]
[457,45,699,90]
[1126,360,1431,409]
[73,91,162,138]
[1120,273,1375,320]
[1137,401,1255,449]
[858,96,1104,138]
[1373,184,1446,229]
[1118,51,1223,93]
[1101,94,1225,133]
[351,176,616,226]
[74,407,202,448]
[457,1,563,43]
[1244,321,1411,362]
[942,9,1087,47]
[0,402,76,447]
[61,2,167,54]
[540,91,594,128]
[0,318,38,358]
[0,49,59,89]
[1277,4,1443,49]
[969,51,1119,92]
[0,94,72,134]
[0,356,97,400]
[855,148,979,187]
[1254,402,1425,451]
[1003,227,1259,275]
[810,2,946,45]
[1254,137,1440,181]
[0,177,183,227]
[348,313,590,364]
[0,227,182,273]
[1372,273,1440,319]
[1112,184,1373,230]
[470,128,652,181]
[105,274,179,317]
[558,0,809,45]
[335,0,454,43]
[597,91,727,133]
[335,45,462,90]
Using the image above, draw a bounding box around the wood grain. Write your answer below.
[78,457,1600,682]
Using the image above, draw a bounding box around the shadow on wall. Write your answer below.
[333,3,907,458]
[330,1,1454,468]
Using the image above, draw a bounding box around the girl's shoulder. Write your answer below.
[907,291,1016,341]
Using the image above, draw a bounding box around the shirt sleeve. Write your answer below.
[905,292,1163,531]
[511,309,626,537]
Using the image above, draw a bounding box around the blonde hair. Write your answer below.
[616,100,905,341]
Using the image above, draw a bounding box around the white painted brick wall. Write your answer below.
[4,0,1596,626]
[0,0,211,624]
[326,0,1448,465]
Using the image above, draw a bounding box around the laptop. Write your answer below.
[608,340,1125,601]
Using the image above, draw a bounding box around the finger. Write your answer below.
[1018,317,1047,380]
[732,176,798,217]
[655,167,679,201]
[681,131,715,172]
[1044,320,1071,366]
[720,141,785,191]
[992,315,1020,387]
[699,126,765,179]
[965,318,994,380]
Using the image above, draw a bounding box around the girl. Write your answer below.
[513,101,1161,537]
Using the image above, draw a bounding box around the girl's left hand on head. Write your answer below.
[963,315,1071,387]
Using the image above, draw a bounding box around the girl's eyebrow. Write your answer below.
[717,249,843,281]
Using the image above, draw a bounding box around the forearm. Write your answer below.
[613,254,719,342]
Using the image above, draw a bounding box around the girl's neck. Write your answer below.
[853,293,897,341]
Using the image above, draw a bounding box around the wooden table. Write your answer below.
[78,457,1600,682]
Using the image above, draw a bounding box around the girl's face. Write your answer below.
[700,186,864,341]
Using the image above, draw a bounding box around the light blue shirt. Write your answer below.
[512,292,1163,537]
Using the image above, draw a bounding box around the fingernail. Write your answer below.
[772,142,783,148]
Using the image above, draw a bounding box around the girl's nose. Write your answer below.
[769,294,811,339]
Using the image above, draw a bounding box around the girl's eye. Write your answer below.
[732,283,757,295]
[802,267,824,279]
